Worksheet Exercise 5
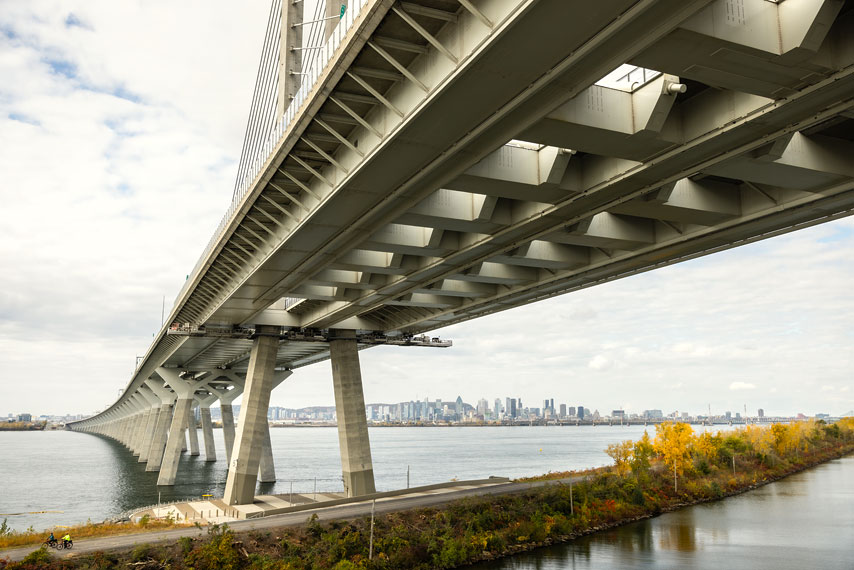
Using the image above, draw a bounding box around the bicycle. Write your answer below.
[42,538,58,549]
[56,540,73,550]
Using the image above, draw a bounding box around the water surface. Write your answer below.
[470,454,854,569]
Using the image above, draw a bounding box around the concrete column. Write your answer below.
[222,404,236,464]
[145,403,173,472]
[330,329,376,497]
[131,408,150,456]
[138,405,160,463]
[144,379,177,470]
[157,397,192,486]
[200,407,216,461]
[196,392,218,462]
[258,420,276,482]
[186,402,200,456]
[154,367,210,486]
[135,386,160,463]
[223,327,280,505]
[210,379,244,465]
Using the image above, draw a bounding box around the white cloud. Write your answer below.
[730,382,757,391]
[588,355,612,371]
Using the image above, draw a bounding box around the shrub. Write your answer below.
[20,546,53,565]
[130,544,152,562]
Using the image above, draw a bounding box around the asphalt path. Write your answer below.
[2,478,576,562]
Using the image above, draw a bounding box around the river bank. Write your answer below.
[2,419,851,569]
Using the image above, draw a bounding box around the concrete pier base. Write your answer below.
[223,327,279,505]
[330,329,376,497]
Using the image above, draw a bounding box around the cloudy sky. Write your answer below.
[1,1,852,419]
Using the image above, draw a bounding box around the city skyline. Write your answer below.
[1,2,852,418]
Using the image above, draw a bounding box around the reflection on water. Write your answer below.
[470,454,854,570]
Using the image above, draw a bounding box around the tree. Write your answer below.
[630,431,654,479]
[654,422,693,492]
[605,440,633,476]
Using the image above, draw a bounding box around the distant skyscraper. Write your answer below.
[455,396,463,417]
[758,408,765,418]
[568,406,576,417]
[494,398,502,417]
[509,398,517,418]
[559,404,567,417]
[577,406,585,420]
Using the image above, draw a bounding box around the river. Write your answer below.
[469,453,854,570]
[1,425,656,531]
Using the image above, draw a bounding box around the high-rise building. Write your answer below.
[455,396,463,418]
[494,398,502,417]
[559,404,567,417]
[758,408,765,418]
[509,398,517,418]
[577,406,585,420]
[567,406,576,417]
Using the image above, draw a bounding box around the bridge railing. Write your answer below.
[174,0,370,308]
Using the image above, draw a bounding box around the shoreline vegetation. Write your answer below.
[2,419,852,569]
[0,422,47,432]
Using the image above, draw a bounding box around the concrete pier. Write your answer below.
[157,397,192,486]
[187,402,200,456]
[223,326,279,505]
[258,420,276,483]
[222,404,236,464]
[145,403,172,472]
[330,329,376,497]
[137,405,158,463]
[197,392,218,463]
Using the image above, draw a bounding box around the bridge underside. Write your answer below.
[69,0,854,504]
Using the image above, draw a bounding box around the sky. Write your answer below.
[1,1,852,419]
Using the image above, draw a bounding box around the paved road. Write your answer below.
[2,478,572,562]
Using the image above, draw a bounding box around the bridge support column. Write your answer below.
[223,326,279,505]
[209,380,243,466]
[201,407,216,461]
[158,397,192,485]
[258,421,276,483]
[145,403,173,471]
[131,408,150,456]
[330,329,375,497]
[155,368,208,486]
[144,379,176,471]
[138,405,159,463]
[222,404,236,464]
[196,393,218,462]
[187,402,200,456]
[136,386,160,463]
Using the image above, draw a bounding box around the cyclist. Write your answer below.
[46,532,56,547]
[62,533,71,548]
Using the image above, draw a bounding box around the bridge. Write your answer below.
[68,0,854,506]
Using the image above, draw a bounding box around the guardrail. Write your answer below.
[173,0,371,308]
